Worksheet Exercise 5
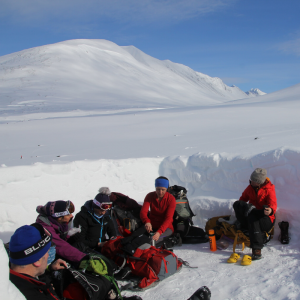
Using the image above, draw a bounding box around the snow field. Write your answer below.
[1,149,300,299]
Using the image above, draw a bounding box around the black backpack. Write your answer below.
[111,205,143,234]
[169,185,208,244]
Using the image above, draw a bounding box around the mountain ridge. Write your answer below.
[0,39,264,115]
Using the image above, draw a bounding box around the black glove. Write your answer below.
[245,203,256,217]
[122,296,143,300]
[187,286,211,300]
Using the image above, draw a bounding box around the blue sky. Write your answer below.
[1,0,299,93]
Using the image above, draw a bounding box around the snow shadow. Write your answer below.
[0,232,14,244]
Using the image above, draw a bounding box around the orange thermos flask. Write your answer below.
[209,229,217,251]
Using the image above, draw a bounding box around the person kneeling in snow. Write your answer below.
[36,200,86,264]
[9,223,68,300]
[233,168,277,260]
[140,176,176,245]
[70,193,117,251]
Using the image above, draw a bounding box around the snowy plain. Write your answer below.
[1,40,300,300]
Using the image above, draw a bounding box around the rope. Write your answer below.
[71,270,100,292]
[178,258,198,268]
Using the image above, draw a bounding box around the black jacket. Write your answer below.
[72,200,117,249]
[10,269,60,300]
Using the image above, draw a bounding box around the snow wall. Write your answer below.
[160,147,300,235]
[1,147,300,299]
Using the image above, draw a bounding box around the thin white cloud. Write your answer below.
[1,0,235,26]
[279,38,300,56]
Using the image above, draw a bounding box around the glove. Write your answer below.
[67,225,81,236]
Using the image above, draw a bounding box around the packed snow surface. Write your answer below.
[1,40,300,300]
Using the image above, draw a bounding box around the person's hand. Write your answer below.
[152,232,161,241]
[50,259,68,271]
[145,223,152,233]
[98,241,107,247]
[264,207,272,216]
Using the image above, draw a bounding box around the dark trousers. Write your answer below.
[233,201,273,250]
[121,226,173,254]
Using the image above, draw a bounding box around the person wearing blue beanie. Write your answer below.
[9,223,68,300]
[140,176,176,246]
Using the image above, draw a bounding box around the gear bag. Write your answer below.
[112,205,142,234]
[52,267,113,300]
[169,185,207,244]
[78,254,122,298]
[101,236,183,290]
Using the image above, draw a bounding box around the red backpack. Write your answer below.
[102,237,183,290]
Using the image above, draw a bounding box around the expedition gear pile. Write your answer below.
[168,185,208,244]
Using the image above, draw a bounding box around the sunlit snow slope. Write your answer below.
[0,39,253,117]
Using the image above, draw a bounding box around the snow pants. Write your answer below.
[233,200,273,250]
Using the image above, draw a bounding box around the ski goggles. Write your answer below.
[9,223,52,260]
[93,199,113,210]
[51,200,75,218]
[249,180,261,187]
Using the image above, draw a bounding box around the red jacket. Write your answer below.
[239,178,277,223]
[140,191,176,235]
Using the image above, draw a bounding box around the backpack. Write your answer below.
[101,236,183,290]
[129,246,183,290]
[112,205,142,234]
[169,185,207,244]
[52,267,113,300]
[78,254,122,299]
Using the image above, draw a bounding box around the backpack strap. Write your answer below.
[222,223,246,253]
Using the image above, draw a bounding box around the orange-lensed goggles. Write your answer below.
[93,199,113,210]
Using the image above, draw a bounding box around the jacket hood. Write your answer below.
[82,200,93,212]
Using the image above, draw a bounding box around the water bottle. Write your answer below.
[208,229,217,252]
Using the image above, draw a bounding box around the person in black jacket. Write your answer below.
[71,193,118,251]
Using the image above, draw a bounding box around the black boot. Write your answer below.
[252,248,262,260]
[278,221,290,244]
[187,286,211,300]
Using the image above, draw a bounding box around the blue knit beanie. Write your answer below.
[9,225,51,265]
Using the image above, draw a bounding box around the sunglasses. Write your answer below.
[249,180,260,187]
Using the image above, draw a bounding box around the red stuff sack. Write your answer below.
[128,246,183,290]
[102,237,183,290]
[101,236,126,267]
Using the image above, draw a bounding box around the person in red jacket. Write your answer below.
[233,168,277,260]
[140,176,176,244]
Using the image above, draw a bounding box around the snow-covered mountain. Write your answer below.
[245,88,266,97]
[0,39,254,116]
